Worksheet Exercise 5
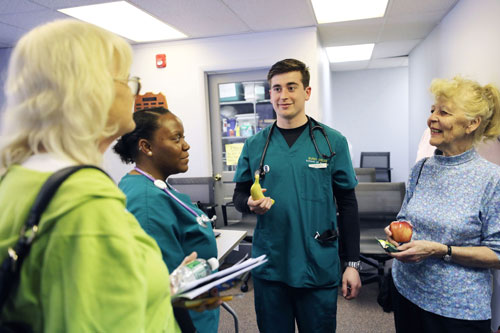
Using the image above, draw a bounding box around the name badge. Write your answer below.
[308,163,328,169]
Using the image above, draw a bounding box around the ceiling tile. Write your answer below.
[0,9,67,30]
[0,0,47,13]
[388,0,458,16]
[0,0,459,72]
[331,60,369,72]
[30,0,111,9]
[386,10,446,25]
[380,11,444,41]
[0,22,27,44]
[318,18,384,46]
[128,0,250,37]
[222,0,316,31]
[371,39,420,58]
[368,56,408,69]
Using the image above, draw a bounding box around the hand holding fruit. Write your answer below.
[389,240,446,263]
[250,174,275,204]
[388,221,413,243]
[248,173,274,214]
[385,221,443,263]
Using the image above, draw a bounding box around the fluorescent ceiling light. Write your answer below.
[326,44,374,63]
[58,1,186,42]
[311,0,388,24]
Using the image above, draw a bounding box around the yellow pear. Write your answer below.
[250,174,275,204]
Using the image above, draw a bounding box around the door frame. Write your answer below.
[206,68,270,226]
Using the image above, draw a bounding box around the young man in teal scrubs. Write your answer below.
[233,59,361,332]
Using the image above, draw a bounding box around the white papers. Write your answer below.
[173,255,267,300]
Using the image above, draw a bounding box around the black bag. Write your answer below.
[0,165,108,330]
[377,268,395,312]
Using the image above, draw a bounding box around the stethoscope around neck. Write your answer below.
[134,167,216,228]
[257,116,336,180]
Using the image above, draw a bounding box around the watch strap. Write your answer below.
[346,261,361,271]
[443,245,452,261]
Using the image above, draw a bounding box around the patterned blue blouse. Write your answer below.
[393,148,500,320]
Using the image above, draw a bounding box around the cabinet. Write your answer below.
[218,81,275,171]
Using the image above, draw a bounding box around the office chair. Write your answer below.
[222,303,239,333]
[221,199,255,292]
[354,168,377,182]
[356,182,405,288]
[219,181,257,292]
[360,152,391,182]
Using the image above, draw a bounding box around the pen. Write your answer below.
[183,295,242,308]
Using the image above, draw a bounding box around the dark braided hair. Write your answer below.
[113,107,170,164]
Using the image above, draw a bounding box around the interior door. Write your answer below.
[207,69,274,227]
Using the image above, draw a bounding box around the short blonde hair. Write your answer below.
[1,19,132,167]
[430,76,500,145]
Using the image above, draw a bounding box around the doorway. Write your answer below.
[207,69,274,227]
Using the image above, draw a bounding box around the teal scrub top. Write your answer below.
[119,174,219,333]
[233,122,357,288]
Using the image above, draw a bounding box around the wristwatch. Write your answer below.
[346,261,361,271]
[443,245,452,262]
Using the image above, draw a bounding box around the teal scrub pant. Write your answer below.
[253,276,338,333]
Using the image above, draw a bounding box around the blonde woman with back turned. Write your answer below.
[0,19,182,332]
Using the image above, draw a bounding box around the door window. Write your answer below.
[218,81,274,171]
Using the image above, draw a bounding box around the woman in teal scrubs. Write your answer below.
[114,107,219,333]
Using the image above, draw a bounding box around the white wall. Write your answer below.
[325,67,409,182]
[316,33,333,124]
[104,27,321,181]
[408,0,500,166]
[0,48,12,113]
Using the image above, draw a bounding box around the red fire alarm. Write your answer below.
[156,54,166,68]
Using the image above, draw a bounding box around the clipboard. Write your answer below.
[172,254,268,300]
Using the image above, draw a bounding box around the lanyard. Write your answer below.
[133,167,213,227]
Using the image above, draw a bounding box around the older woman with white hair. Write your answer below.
[0,19,181,332]
[386,76,500,333]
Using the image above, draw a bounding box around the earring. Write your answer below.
[147,151,153,156]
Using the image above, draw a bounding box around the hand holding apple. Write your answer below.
[389,221,413,243]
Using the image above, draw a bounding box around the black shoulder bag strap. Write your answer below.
[408,157,428,202]
[0,165,110,311]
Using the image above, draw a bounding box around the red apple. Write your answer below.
[390,221,413,243]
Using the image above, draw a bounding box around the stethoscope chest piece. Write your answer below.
[154,179,167,190]
[196,215,212,228]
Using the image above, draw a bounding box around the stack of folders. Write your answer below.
[172,255,267,308]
